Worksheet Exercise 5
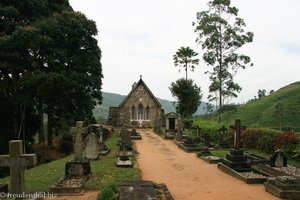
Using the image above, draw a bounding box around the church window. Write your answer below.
[146,106,150,120]
[138,104,144,120]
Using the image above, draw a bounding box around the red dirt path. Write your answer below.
[134,129,279,200]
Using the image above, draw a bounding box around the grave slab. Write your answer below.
[118,181,157,200]
[264,176,300,199]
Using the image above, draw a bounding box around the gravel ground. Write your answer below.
[239,171,266,178]
[274,165,300,178]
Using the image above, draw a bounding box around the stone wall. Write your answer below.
[118,82,163,128]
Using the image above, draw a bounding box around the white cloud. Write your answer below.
[69,0,300,103]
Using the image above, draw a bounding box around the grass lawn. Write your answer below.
[0,129,141,193]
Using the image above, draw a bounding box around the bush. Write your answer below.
[59,133,73,153]
[275,131,298,153]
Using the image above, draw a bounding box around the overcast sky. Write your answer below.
[69,0,300,103]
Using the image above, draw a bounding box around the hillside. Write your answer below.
[93,92,208,120]
[218,81,300,129]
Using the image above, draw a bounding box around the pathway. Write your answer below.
[134,129,279,200]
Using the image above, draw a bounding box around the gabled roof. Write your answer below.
[119,77,162,108]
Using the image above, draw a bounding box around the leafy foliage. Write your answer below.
[194,0,253,120]
[0,0,103,147]
[169,78,202,118]
[173,47,199,80]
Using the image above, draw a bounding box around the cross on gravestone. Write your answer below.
[0,140,36,194]
[230,119,246,150]
[74,121,85,161]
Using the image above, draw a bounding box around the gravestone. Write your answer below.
[0,140,37,194]
[203,133,213,148]
[84,133,99,160]
[270,149,288,167]
[120,127,132,151]
[65,121,91,176]
[98,126,110,156]
[265,176,300,199]
[219,125,229,148]
[130,121,142,140]
[193,126,201,144]
[174,120,183,142]
[119,181,157,200]
[116,143,133,167]
[219,119,251,172]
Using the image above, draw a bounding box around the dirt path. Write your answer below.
[134,129,279,200]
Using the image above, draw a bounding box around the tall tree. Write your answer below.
[173,47,199,80]
[0,1,102,147]
[194,0,253,121]
[169,78,202,119]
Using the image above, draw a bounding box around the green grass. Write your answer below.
[207,81,300,129]
[0,130,141,193]
[211,149,229,158]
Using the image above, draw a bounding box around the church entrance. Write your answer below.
[168,118,176,131]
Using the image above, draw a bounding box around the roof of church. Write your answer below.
[119,77,162,108]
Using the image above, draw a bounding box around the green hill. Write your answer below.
[93,92,208,120]
[218,81,300,130]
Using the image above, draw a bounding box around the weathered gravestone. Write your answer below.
[116,127,133,167]
[98,126,111,156]
[0,140,37,194]
[219,119,251,172]
[119,127,132,151]
[179,126,201,152]
[270,149,288,167]
[65,121,91,176]
[84,133,99,160]
[118,181,158,200]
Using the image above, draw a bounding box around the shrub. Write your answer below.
[59,133,73,153]
[275,131,298,153]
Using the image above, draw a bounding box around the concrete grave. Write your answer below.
[0,140,37,194]
[118,181,157,200]
[130,121,142,140]
[178,126,201,152]
[265,176,300,199]
[218,119,268,184]
[52,121,91,195]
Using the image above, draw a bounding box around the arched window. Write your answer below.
[138,104,144,120]
[146,106,150,120]
[131,106,136,120]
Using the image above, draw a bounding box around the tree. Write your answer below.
[0,1,102,147]
[257,89,266,99]
[273,102,285,131]
[194,0,253,121]
[169,78,202,119]
[173,47,199,80]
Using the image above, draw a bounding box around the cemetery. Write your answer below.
[1,0,300,200]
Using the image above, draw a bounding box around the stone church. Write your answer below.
[108,77,164,128]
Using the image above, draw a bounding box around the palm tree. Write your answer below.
[173,47,199,80]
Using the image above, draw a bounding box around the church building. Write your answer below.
[108,77,164,128]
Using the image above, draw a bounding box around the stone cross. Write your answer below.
[230,119,246,150]
[0,140,37,194]
[74,121,84,161]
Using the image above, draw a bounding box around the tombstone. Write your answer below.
[270,149,288,167]
[219,119,251,172]
[118,181,158,200]
[120,127,132,151]
[130,121,142,140]
[193,126,202,144]
[265,176,300,199]
[84,133,99,160]
[230,119,246,150]
[219,125,229,148]
[0,140,37,194]
[116,143,133,167]
[65,121,91,176]
[98,126,111,156]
